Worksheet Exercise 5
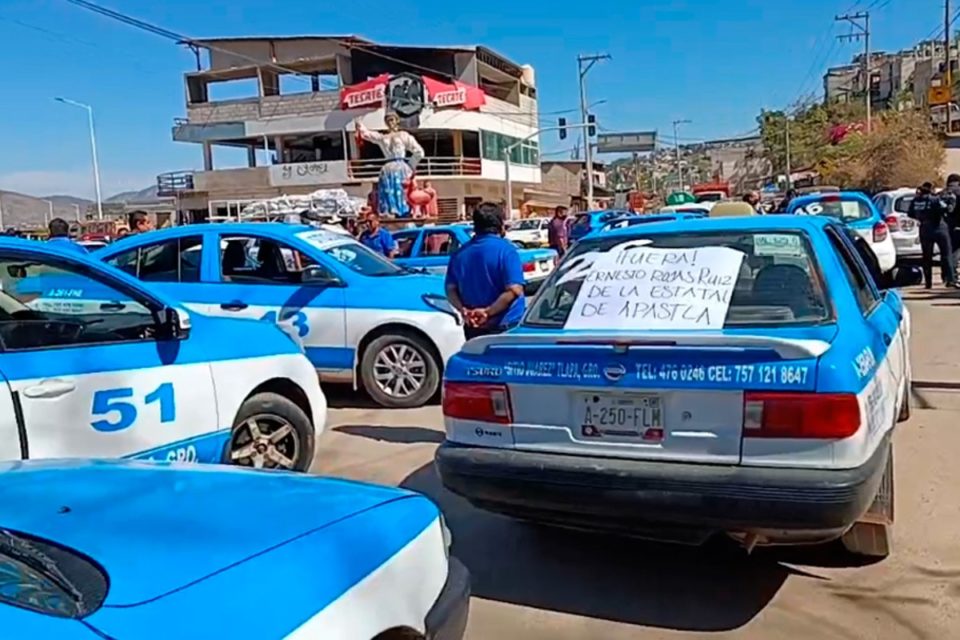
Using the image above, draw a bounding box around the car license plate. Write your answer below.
[539,260,550,271]
[576,393,663,442]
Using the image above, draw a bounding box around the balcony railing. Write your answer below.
[347,157,483,180]
[157,171,195,197]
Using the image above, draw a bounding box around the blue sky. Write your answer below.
[0,0,946,198]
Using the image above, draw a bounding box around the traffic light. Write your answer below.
[587,114,597,137]
[559,117,567,140]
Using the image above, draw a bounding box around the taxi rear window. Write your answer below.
[792,199,872,221]
[525,231,831,329]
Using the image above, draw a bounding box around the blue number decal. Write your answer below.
[260,309,310,338]
[91,388,137,432]
[145,382,176,423]
[91,383,177,432]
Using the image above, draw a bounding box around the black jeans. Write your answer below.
[920,222,956,287]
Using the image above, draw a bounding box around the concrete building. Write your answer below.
[160,36,542,220]
[539,160,610,211]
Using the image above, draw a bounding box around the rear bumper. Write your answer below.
[436,438,889,543]
[425,557,470,640]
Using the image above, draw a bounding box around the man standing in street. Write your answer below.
[46,218,86,254]
[446,202,525,340]
[358,210,397,258]
[908,182,957,289]
[742,191,763,214]
[942,174,960,281]
[547,205,571,257]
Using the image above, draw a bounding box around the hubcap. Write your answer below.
[229,415,300,470]
[373,343,427,398]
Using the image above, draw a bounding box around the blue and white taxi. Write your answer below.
[0,237,326,470]
[93,224,464,408]
[437,215,909,558]
[0,459,469,639]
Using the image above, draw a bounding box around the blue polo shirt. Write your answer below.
[446,232,525,328]
[46,236,87,254]
[359,227,397,256]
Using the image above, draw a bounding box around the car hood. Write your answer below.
[0,459,418,607]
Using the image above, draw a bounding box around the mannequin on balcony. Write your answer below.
[354,113,425,218]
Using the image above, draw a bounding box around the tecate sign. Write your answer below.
[433,87,468,108]
[344,85,386,109]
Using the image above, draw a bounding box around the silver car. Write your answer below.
[873,188,925,263]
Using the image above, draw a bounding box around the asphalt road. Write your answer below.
[313,286,960,640]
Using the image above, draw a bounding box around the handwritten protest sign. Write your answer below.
[564,243,745,330]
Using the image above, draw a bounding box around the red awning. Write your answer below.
[339,73,486,111]
[340,73,389,109]
[423,76,486,111]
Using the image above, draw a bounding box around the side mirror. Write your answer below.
[159,307,191,340]
[301,266,343,287]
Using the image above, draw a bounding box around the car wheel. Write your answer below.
[361,332,440,409]
[841,445,894,559]
[228,392,315,472]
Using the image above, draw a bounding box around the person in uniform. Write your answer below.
[908,182,957,289]
[445,202,525,340]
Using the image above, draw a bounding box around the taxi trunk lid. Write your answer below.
[448,329,833,465]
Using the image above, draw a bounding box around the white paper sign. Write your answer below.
[564,243,745,330]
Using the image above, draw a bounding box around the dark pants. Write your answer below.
[920,222,956,287]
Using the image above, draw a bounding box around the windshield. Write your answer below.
[893,196,915,214]
[572,214,592,230]
[792,199,872,221]
[323,242,405,277]
[525,230,829,329]
[0,528,108,618]
[696,192,725,203]
[513,219,544,230]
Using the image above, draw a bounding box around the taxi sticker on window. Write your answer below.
[754,234,804,257]
[296,230,352,251]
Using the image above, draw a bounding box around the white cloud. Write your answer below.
[0,169,156,200]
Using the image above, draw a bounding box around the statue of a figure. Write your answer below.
[355,113,425,218]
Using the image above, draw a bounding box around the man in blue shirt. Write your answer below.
[358,211,397,258]
[46,218,86,254]
[446,202,525,340]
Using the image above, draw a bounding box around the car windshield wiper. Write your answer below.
[0,529,83,607]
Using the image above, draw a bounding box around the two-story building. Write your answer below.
[159,36,542,221]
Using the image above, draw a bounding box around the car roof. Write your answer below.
[789,191,873,208]
[599,213,833,241]
[95,223,322,255]
[877,188,916,197]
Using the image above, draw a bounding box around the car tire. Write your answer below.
[361,332,441,409]
[228,392,315,472]
[841,445,894,559]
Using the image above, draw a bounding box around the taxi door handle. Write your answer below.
[220,301,248,311]
[23,379,76,399]
[882,334,892,346]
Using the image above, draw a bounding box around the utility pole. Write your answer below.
[836,11,872,133]
[578,53,610,210]
[947,0,954,133]
[673,119,691,190]
[785,117,793,190]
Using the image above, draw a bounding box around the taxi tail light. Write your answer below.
[873,221,889,243]
[522,261,536,273]
[884,215,900,232]
[743,392,860,439]
[443,382,513,424]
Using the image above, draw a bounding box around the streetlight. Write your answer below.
[55,97,103,220]
[672,119,692,191]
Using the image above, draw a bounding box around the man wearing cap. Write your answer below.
[445,202,525,340]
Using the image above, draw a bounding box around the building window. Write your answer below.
[480,130,539,166]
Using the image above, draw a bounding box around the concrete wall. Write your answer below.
[186,90,340,124]
[541,164,580,196]
[207,39,350,71]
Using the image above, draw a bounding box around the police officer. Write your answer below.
[908,182,957,289]
[445,202,525,340]
[942,174,960,279]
